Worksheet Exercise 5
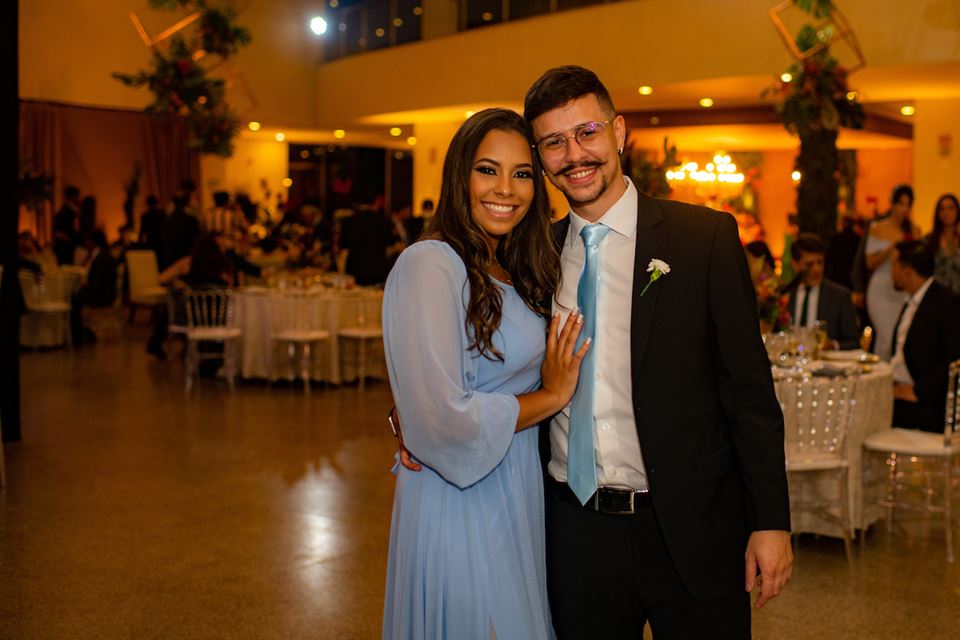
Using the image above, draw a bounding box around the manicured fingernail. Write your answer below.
[584,337,592,345]
[576,315,583,324]
[553,311,560,318]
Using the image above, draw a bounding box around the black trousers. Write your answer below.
[893,399,943,433]
[546,484,750,640]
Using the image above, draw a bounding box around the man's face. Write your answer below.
[530,94,625,214]
[793,251,824,288]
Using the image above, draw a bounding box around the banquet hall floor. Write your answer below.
[1,329,958,639]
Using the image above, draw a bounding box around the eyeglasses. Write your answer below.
[533,120,610,158]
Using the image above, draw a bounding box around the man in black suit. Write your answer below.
[890,240,960,433]
[525,66,791,639]
[340,197,393,286]
[52,185,82,265]
[138,194,165,256]
[70,229,118,344]
[788,233,860,349]
[159,193,200,270]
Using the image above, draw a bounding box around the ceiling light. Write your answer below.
[413,6,423,16]
[791,170,802,182]
[309,17,328,36]
[900,105,916,116]
[407,136,417,146]
[780,73,793,83]
[389,127,402,137]
[699,98,714,108]
[248,121,261,131]
[275,132,286,142]
[638,86,653,96]
[299,150,310,159]
[846,91,858,101]
[334,129,346,139]
[282,178,293,187]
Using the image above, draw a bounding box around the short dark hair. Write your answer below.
[421,198,434,211]
[895,240,935,278]
[891,184,914,206]
[213,191,230,207]
[523,65,616,125]
[791,233,826,261]
[64,185,80,199]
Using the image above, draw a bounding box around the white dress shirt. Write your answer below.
[549,177,648,491]
[890,277,935,385]
[793,284,821,328]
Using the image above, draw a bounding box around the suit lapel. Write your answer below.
[631,194,668,379]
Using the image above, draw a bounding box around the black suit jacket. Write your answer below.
[788,279,859,349]
[53,204,80,265]
[159,210,200,270]
[542,193,790,601]
[899,281,960,429]
[78,250,118,307]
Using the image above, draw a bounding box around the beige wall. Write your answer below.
[201,135,289,206]
[20,0,320,128]
[913,98,960,232]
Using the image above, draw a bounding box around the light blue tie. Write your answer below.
[567,223,611,504]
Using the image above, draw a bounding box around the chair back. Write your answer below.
[945,359,960,448]
[19,270,72,307]
[125,250,160,295]
[184,288,235,329]
[775,367,860,462]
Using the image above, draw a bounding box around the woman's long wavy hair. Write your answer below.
[929,193,960,251]
[424,108,559,361]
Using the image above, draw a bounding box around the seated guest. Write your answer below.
[789,233,860,349]
[890,240,960,433]
[70,229,118,345]
[17,232,45,274]
[159,193,200,270]
[744,240,776,288]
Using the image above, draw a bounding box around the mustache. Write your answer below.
[557,160,603,176]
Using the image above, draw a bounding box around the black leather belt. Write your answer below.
[548,477,652,514]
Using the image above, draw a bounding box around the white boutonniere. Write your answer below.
[641,259,671,296]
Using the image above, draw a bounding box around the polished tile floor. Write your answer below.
[1,330,958,639]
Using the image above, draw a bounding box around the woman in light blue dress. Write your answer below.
[381,109,588,639]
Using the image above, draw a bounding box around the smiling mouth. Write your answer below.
[482,202,519,218]
[561,164,601,183]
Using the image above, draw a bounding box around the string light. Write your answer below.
[666,155,744,184]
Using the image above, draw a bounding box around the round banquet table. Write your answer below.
[773,360,894,538]
[234,287,386,385]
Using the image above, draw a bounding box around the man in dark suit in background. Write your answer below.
[341,195,392,286]
[788,233,860,349]
[53,185,82,265]
[526,66,791,639]
[890,240,960,433]
[159,193,200,270]
[70,229,118,344]
[138,194,165,256]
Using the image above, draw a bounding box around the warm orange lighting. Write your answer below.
[282,178,293,187]
[248,121,261,131]
[299,150,310,159]
[699,98,714,108]
[334,129,346,139]
[638,86,653,96]
[667,155,743,184]
[465,110,475,119]
[407,136,417,146]
[791,170,802,182]
[413,6,423,16]
[846,91,858,101]
[482,12,493,21]
[389,127,402,137]
[780,73,793,83]
[900,105,916,116]
[275,132,286,142]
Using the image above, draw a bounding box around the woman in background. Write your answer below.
[926,193,960,295]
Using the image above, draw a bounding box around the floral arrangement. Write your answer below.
[756,274,792,333]
[113,0,251,157]
[620,137,678,198]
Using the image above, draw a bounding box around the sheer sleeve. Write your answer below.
[382,241,520,488]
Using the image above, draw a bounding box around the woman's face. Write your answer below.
[938,198,958,227]
[892,194,912,219]
[468,129,536,242]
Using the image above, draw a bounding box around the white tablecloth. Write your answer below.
[234,288,386,384]
[775,361,894,537]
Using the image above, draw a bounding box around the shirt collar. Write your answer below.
[566,177,638,247]
[911,277,935,305]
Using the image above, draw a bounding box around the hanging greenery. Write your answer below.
[113,0,251,157]
[764,0,865,241]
